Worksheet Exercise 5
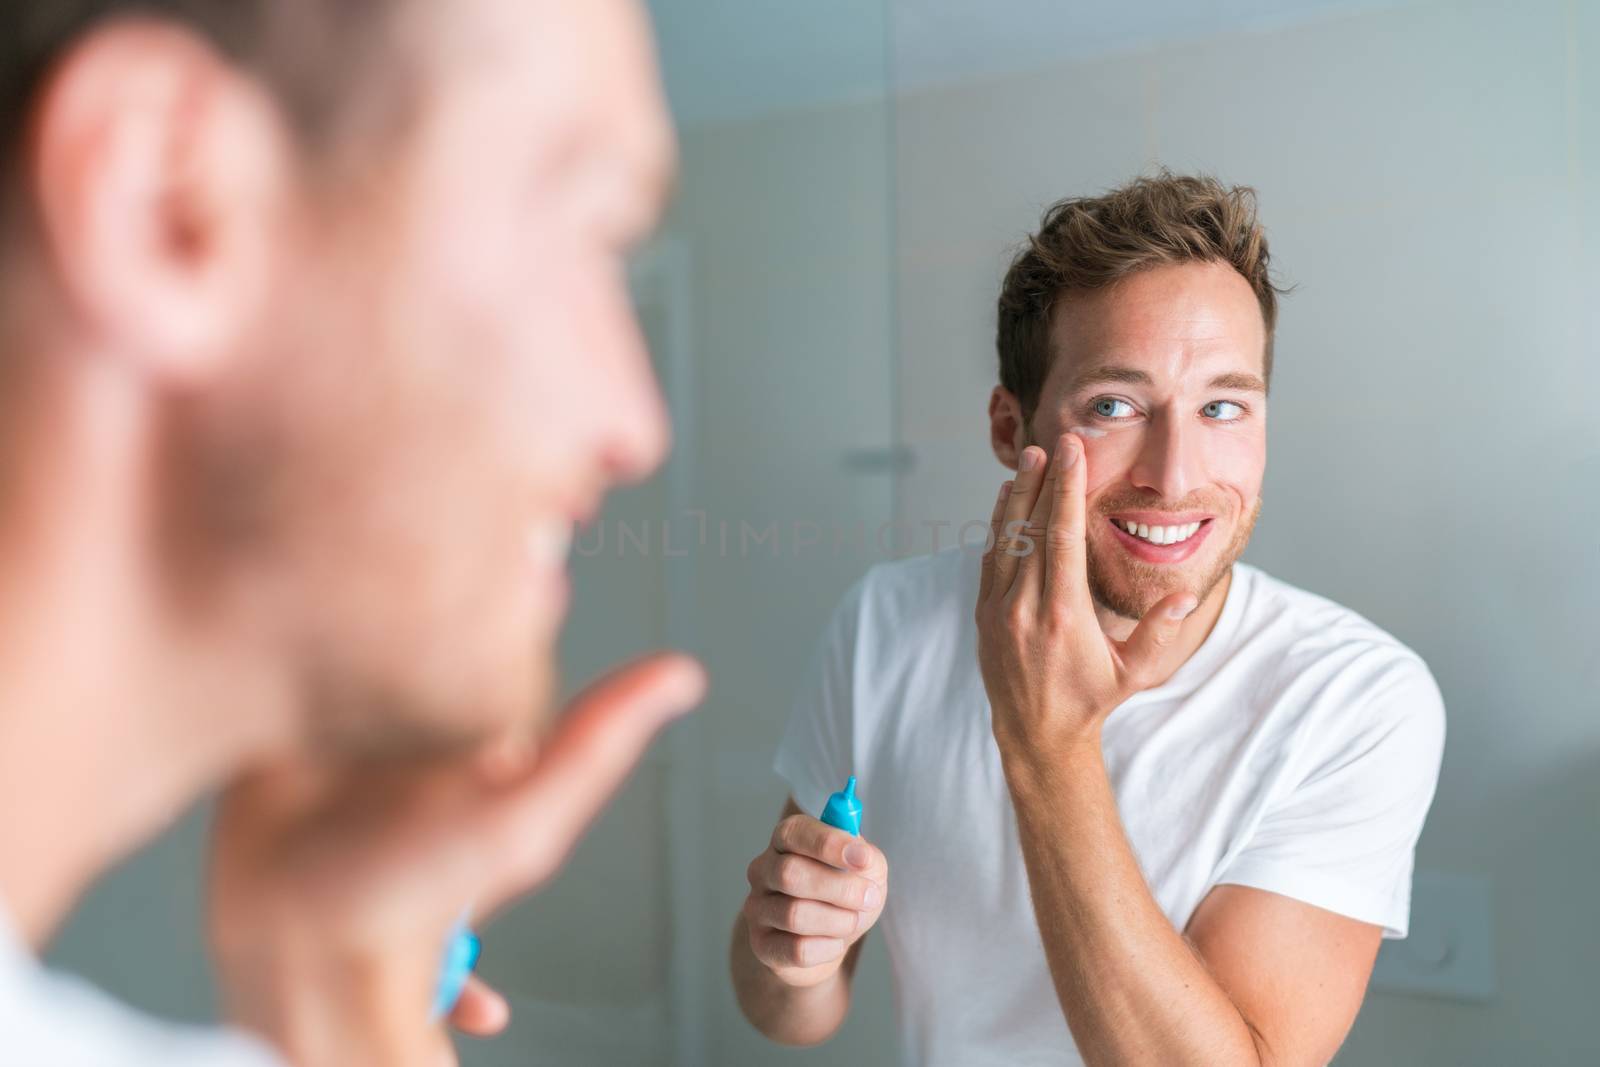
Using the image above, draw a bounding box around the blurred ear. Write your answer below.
[988,385,1025,471]
[27,19,294,381]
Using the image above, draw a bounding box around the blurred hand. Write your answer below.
[446,976,510,1038]
[208,654,705,1067]
[741,813,888,989]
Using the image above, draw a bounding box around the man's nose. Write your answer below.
[1128,410,1201,501]
[597,329,673,487]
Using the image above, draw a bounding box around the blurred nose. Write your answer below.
[1128,409,1202,501]
[597,316,672,487]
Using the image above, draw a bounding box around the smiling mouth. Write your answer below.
[1110,518,1210,546]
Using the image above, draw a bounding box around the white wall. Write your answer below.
[890,1,1599,1063]
[667,98,903,1067]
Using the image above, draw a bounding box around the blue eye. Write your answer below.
[1203,400,1245,421]
[1092,397,1135,419]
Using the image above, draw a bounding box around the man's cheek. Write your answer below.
[1081,447,1128,499]
[473,283,588,477]
[1203,432,1266,485]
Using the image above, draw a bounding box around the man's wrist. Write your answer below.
[222,950,441,1067]
[736,937,853,1046]
[995,723,1105,800]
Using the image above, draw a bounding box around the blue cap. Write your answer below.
[819,776,863,837]
[430,921,482,1021]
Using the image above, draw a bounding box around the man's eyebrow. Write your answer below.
[1206,371,1267,393]
[1063,365,1266,394]
[1064,365,1153,392]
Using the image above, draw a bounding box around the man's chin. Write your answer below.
[309,658,551,762]
[1086,548,1219,622]
[1089,570,1199,622]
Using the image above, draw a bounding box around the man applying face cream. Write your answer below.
[731,173,1445,1066]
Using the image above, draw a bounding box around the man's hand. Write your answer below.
[207,653,705,1067]
[740,809,887,989]
[975,434,1196,763]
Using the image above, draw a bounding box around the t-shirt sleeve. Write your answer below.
[1,894,282,1067]
[1213,654,1447,939]
[0,960,285,1067]
[772,577,867,819]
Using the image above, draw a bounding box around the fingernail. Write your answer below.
[1019,448,1040,472]
[862,884,881,910]
[1057,437,1078,469]
[1167,596,1198,620]
[844,842,870,869]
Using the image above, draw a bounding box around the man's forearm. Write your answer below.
[1002,739,1265,1066]
[729,915,854,1046]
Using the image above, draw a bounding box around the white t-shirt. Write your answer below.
[775,548,1446,1067]
[0,904,283,1067]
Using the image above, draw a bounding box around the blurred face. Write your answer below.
[191,0,676,751]
[1022,262,1268,621]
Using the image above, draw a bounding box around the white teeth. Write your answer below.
[527,521,574,568]
[1118,519,1203,546]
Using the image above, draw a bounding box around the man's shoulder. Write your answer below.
[0,906,283,1067]
[1231,562,1443,719]
[850,546,975,634]
[1235,562,1419,654]
[819,548,975,681]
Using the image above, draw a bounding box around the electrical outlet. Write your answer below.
[1371,870,1496,1002]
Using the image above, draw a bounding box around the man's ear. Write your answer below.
[988,386,1026,471]
[27,19,294,381]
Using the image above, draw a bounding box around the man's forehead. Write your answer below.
[1047,325,1268,397]
[1055,262,1260,331]
[422,0,674,187]
[1046,266,1267,392]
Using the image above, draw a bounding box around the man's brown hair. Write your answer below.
[996,171,1287,419]
[0,2,399,175]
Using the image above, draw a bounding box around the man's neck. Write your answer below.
[0,349,295,949]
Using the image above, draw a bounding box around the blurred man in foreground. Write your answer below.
[0,1,701,1064]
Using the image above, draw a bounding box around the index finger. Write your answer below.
[479,653,707,904]
[772,813,873,872]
